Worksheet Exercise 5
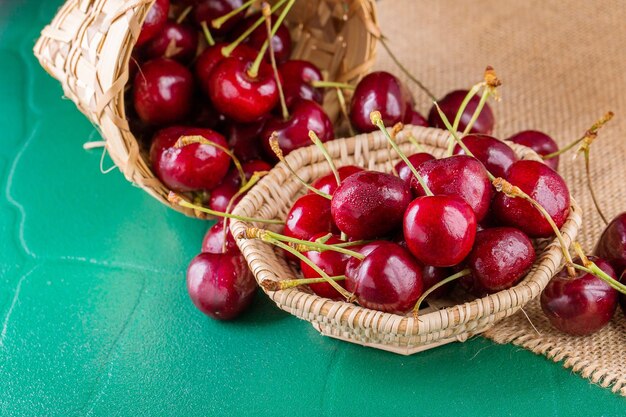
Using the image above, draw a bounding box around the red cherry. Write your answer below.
[193,0,245,36]
[208,182,240,212]
[331,171,412,240]
[226,118,268,162]
[300,234,349,300]
[261,99,334,160]
[422,265,455,299]
[201,220,238,254]
[279,60,324,106]
[244,13,292,64]
[133,58,194,126]
[208,57,279,123]
[541,257,618,335]
[221,159,273,189]
[188,102,227,130]
[345,242,424,314]
[195,43,258,97]
[136,0,170,47]
[403,108,429,127]
[452,134,518,178]
[492,160,570,238]
[403,195,477,267]
[145,20,199,64]
[428,90,494,135]
[308,165,364,196]
[150,126,231,192]
[507,130,559,170]
[284,194,337,242]
[393,152,435,184]
[594,212,626,276]
[186,252,256,320]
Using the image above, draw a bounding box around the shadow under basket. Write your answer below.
[229,125,582,355]
[33,0,379,218]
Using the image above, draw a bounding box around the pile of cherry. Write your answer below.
[129,0,626,338]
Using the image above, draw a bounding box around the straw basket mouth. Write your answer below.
[229,125,582,355]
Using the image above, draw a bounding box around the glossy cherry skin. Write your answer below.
[221,159,273,189]
[345,242,424,314]
[209,57,279,123]
[452,134,518,178]
[133,58,194,126]
[193,0,245,36]
[404,108,429,127]
[186,252,256,320]
[541,257,618,336]
[393,152,435,184]
[349,71,412,133]
[507,130,560,171]
[209,160,273,212]
[331,171,412,240]
[226,118,268,162]
[492,160,570,238]
[279,60,324,107]
[594,212,626,276]
[403,195,477,267]
[463,227,536,295]
[150,126,231,192]
[201,220,238,254]
[244,13,292,64]
[308,165,364,196]
[284,194,337,242]
[136,0,169,47]
[300,234,349,300]
[428,90,495,135]
[412,155,493,221]
[145,21,198,64]
[261,99,334,160]
[422,265,455,299]
[195,43,258,98]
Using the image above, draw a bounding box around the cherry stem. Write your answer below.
[261,275,346,291]
[262,2,289,120]
[211,0,254,29]
[200,21,215,46]
[309,131,341,187]
[582,148,608,225]
[310,81,355,90]
[335,87,356,136]
[405,133,425,153]
[371,111,434,196]
[175,135,246,186]
[268,132,332,200]
[176,5,192,24]
[452,83,481,133]
[543,111,614,160]
[378,36,436,101]
[571,263,626,295]
[168,192,284,224]
[412,268,471,317]
[461,87,490,135]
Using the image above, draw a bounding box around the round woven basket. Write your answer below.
[229,125,583,355]
[33,0,379,218]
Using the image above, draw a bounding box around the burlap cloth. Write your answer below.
[373,0,626,395]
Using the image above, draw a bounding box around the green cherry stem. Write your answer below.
[452,83,481,132]
[262,2,289,120]
[176,5,192,24]
[412,268,472,317]
[200,21,215,46]
[310,80,355,90]
[261,275,347,291]
[461,87,490,135]
[211,0,255,29]
[335,87,356,136]
[309,131,341,187]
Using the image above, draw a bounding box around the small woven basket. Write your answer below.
[33,0,379,218]
[229,125,582,355]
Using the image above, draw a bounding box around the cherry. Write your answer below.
[308,165,364,196]
[243,13,292,64]
[345,242,424,314]
[403,108,429,127]
[284,194,336,242]
[300,234,349,300]
[541,256,618,335]
[208,56,279,123]
[403,195,477,267]
[452,134,518,178]
[193,0,245,36]
[507,130,560,171]
[226,118,268,162]
[195,42,258,98]
[463,227,536,295]
[201,220,238,254]
[393,152,434,184]
[136,0,170,47]
[594,212,626,276]
[208,182,240,212]
[188,102,227,130]
[331,171,412,240]
[221,159,273,189]
[133,58,194,126]
[144,20,199,64]
[279,60,324,107]
[428,90,495,135]
[412,155,493,221]
[422,265,455,299]
[150,126,231,192]
[492,160,570,238]
[349,71,412,133]
[186,252,256,320]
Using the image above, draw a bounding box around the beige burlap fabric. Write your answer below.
[373,0,626,395]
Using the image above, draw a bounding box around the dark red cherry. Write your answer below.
[188,102,227,130]
[136,0,169,47]
[594,212,626,276]
[507,130,559,170]
[150,126,231,192]
[412,155,493,221]
[202,220,238,254]
[492,160,570,238]
[463,227,535,295]
[452,134,518,178]
[345,242,424,314]
[404,108,429,127]
[422,265,455,299]
[226,118,268,162]
[300,234,349,300]
[349,71,411,133]
[331,171,412,240]
[186,252,256,320]
[428,90,495,135]
[403,195,477,267]
[208,182,239,212]
[145,20,199,63]
[133,58,194,126]
[209,57,279,123]
[244,13,292,64]
[279,60,324,107]
[393,152,435,184]
[308,165,364,196]
[541,256,618,335]
[195,42,258,98]
[284,194,336,242]
[193,0,245,36]
[261,99,334,160]
[221,159,273,189]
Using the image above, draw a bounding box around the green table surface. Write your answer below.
[1,1,625,416]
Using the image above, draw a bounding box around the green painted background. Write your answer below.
[0,1,624,415]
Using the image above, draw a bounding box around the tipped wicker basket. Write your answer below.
[229,125,582,355]
[33,0,379,218]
